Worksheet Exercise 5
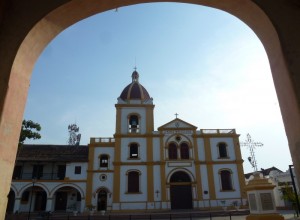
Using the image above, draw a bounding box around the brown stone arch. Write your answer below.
[1,1,299,217]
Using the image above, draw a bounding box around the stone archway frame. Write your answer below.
[50,183,86,212]
[50,183,85,199]
[94,187,111,211]
[167,169,194,209]
[1,0,299,218]
[166,168,196,199]
[94,186,112,198]
[167,168,195,183]
[9,185,18,198]
[18,182,50,198]
[18,183,49,213]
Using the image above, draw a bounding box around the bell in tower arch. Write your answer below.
[129,115,139,133]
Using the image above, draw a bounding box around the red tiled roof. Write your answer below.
[17,144,88,162]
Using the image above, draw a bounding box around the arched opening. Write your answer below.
[53,186,81,212]
[218,143,228,158]
[129,114,140,133]
[0,1,299,217]
[127,170,140,193]
[170,171,193,209]
[97,190,107,211]
[6,190,15,214]
[219,169,233,191]
[20,186,47,213]
[99,154,109,168]
[180,143,190,159]
[168,143,178,160]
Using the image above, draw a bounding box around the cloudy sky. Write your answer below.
[24,3,292,174]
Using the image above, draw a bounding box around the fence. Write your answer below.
[5,210,250,220]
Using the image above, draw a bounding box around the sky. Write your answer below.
[24,3,292,174]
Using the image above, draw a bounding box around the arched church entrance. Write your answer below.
[97,190,107,211]
[170,171,193,210]
[6,190,15,213]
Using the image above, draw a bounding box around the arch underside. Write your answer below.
[1,0,300,218]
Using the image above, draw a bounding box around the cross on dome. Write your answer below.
[132,67,139,82]
[119,68,151,102]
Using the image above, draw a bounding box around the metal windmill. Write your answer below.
[240,133,263,172]
[68,123,81,146]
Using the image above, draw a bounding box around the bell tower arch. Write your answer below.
[115,69,154,135]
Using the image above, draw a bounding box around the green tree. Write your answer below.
[19,119,41,146]
[280,183,300,213]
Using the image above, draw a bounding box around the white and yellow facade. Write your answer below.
[8,69,246,214]
[86,69,247,212]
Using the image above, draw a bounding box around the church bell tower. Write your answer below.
[115,69,154,135]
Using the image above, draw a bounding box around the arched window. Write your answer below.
[180,143,189,159]
[99,155,109,168]
[168,143,178,159]
[127,171,140,193]
[220,170,233,190]
[218,143,228,158]
[129,143,139,159]
[129,115,139,133]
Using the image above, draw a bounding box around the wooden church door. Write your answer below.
[170,171,193,209]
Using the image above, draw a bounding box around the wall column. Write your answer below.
[193,133,203,204]
[46,197,53,212]
[13,198,21,213]
[204,137,216,200]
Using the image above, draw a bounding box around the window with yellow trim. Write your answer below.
[99,154,109,168]
[220,170,233,190]
[128,115,139,133]
[168,143,178,159]
[218,143,229,158]
[127,171,140,193]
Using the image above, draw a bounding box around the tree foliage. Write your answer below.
[19,119,41,145]
[281,185,297,203]
[280,183,300,212]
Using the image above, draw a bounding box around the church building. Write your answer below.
[8,69,246,214]
[86,69,246,211]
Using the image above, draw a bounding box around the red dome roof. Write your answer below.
[119,70,151,101]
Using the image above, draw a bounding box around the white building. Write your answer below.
[7,145,88,214]
[245,166,299,209]
[269,168,299,209]
[8,69,247,214]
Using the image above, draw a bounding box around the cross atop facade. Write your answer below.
[175,113,178,118]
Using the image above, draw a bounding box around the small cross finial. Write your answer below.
[134,66,137,71]
[175,113,178,118]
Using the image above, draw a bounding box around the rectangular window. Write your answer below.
[130,144,139,158]
[57,165,66,180]
[74,166,81,174]
[32,165,43,179]
[13,165,22,179]
[128,171,139,193]
[218,143,228,158]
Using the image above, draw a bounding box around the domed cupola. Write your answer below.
[119,69,151,103]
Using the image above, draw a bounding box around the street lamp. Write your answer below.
[289,165,300,217]
[27,178,36,220]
